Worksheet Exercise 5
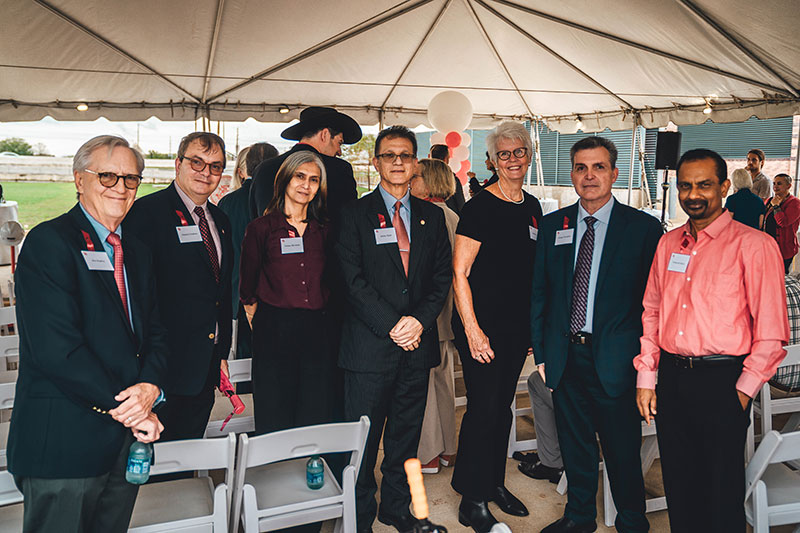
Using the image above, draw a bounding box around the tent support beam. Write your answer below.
[32,0,199,103]
[201,0,226,104]
[678,0,799,98]
[490,0,795,98]
[463,0,535,117]
[627,115,638,206]
[208,0,435,102]
[475,0,633,110]
[533,119,545,198]
[381,0,452,110]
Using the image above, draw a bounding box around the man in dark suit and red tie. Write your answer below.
[9,135,167,532]
[531,137,662,533]
[335,126,452,533]
[126,132,233,443]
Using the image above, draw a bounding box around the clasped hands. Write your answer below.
[109,382,163,443]
[390,316,423,351]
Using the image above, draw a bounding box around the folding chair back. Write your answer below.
[745,430,800,532]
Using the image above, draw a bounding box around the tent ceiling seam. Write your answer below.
[475,0,633,110]
[464,0,535,118]
[490,0,795,98]
[201,0,226,104]
[31,0,199,103]
[677,0,799,98]
[207,0,435,102]
[380,0,453,110]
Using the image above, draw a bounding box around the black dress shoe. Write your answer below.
[541,515,597,533]
[512,450,540,464]
[377,510,419,532]
[458,497,498,533]
[518,460,564,484]
[491,486,529,517]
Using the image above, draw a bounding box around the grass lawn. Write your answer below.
[4,182,164,229]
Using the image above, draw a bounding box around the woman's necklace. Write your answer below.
[498,181,524,204]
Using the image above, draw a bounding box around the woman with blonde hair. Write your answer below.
[410,158,459,475]
[725,167,764,229]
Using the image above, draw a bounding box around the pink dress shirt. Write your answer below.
[634,211,789,398]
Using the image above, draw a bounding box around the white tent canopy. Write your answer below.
[2,0,799,132]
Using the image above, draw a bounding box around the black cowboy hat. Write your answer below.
[281,106,362,144]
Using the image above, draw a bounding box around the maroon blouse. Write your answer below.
[239,210,329,310]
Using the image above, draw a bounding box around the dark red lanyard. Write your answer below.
[175,210,189,227]
[378,214,387,229]
[81,230,95,251]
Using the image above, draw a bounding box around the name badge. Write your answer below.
[667,253,691,273]
[529,226,538,241]
[374,228,398,245]
[176,225,202,243]
[280,237,304,254]
[81,250,114,271]
[555,228,574,246]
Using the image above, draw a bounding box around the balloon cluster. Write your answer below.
[427,91,473,185]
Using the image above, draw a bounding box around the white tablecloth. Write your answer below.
[0,202,19,266]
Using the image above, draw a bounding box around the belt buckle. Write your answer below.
[689,357,693,369]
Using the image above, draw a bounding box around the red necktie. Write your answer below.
[194,206,220,284]
[393,200,410,276]
[105,233,129,320]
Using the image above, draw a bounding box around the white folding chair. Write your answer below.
[507,371,537,458]
[204,357,254,437]
[0,380,22,531]
[745,430,800,532]
[0,307,18,373]
[231,416,370,533]
[128,433,236,532]
[750,344,800,458]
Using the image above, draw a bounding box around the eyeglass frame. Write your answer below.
[179,155,225,175]
[83,169,142,190]
[375,153,416,164]
[495,147,529,161]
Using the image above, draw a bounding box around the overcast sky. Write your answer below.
[0,116,384,157]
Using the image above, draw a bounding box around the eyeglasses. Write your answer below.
[376,153,415,163]
[83,169,142,190]
[496,147,529,161]
[180,156,225,175]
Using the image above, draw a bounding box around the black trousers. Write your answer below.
[451,338,526,500]
[158,359,217,443]
[251,304,334,435]
[16,433,137,533]
[656,355,749,533]
[552,343,648,532]
[344,359,429,529]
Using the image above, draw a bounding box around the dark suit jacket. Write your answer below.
[125,183,233,396]
[8,205,167,478]
[530,200,662,397]
[218,178,251,314]
[249,143,357,225]
[445,172,465,215]
[335,189,452,373]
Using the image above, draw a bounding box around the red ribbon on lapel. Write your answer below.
[378,213,386,229]
[288,229,296,238]
[532,216,538,229]
[563,216,569,230]
[175,210,189,227]
[80,230,95,251]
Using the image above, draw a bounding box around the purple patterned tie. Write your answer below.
[570,216,597,334]
[194,206,220,284]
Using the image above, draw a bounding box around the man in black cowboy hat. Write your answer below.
[248,106,362,225]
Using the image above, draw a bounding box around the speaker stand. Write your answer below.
[660,167,670,233]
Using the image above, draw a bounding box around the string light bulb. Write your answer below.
[279,107,290,114]
[76,103,88,112]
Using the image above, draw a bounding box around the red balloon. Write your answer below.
[445,131,461,148]
[456,168,468,184]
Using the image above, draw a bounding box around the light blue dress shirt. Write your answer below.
[378,184,412,242]
[573,197,615,333]
[79,203,133,328]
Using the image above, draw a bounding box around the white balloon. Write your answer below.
[459,132,472,147]
[428,91,473,133]
[452,145,469,161]
[449,158,461,173]
[430,131,446,145]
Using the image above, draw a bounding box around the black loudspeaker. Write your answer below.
[655,131,682,170]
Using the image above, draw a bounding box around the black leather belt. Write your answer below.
[569,331,592,345]
[662,351,742,369]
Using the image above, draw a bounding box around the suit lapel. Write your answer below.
[366,190,405,276]
[595,200,625,297]
[121,237,144,347]
[69,205,135,339]
[407,197,427,280]
[209,203,229,294]
[561,203,580,306]
[167,183,218,282]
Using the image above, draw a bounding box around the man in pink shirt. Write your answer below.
[634,148,789,533]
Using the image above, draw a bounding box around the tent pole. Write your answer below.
[637,126,652,208]
[627,115,638,206]
[794,116,800,197]
[533,119,545,198]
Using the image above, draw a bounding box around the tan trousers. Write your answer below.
[417,340,458,464]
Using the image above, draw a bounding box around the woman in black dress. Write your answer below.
[451,121,543,532]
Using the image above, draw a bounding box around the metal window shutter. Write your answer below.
[677,116,793,159]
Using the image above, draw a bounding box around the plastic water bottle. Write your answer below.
[126,441,153,484]
[306,455,324,490]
